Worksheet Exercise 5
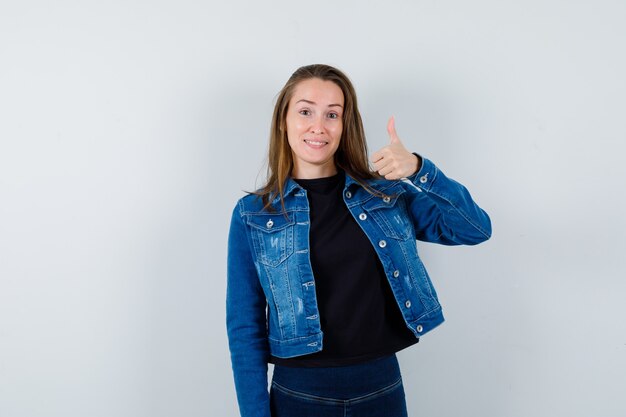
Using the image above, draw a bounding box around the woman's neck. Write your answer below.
[291,162,338,179]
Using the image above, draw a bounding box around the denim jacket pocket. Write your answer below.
[246,213,295,267]
[362,188,414,241]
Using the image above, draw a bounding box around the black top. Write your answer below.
[269,170,418,368]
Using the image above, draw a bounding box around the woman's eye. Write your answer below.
[328,113,339,119]
[299,109,310,116]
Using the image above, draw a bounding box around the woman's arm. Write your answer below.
[402,157,492,245]
[226,201,271,417]
[370,117,491,245]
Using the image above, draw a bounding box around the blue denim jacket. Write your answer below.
[226,157,491,417]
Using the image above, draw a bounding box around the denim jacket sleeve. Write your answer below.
[402,156,492,245]
[226,200,271,417]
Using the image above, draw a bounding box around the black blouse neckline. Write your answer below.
[293,170,344,194]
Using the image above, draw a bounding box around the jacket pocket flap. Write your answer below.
[246,213,294,233]
[362,186,405,211]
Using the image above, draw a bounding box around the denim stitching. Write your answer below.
[271,381,344,405]
[271,377,403,406]
[348,377,403,405]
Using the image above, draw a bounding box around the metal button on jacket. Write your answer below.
[359,213,367,221]
[266,219,274,229]
[345,191,352,198]
[416,325,423,333]
[383,196,391,203]
[393,270,400,278]
[419,174,428,184]
[378,240,387,248]
[405,300,411,308]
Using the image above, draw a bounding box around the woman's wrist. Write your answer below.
[412,152,422,175]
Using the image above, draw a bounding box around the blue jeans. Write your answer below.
[269,354,409,417]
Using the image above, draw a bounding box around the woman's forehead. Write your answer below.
[291,78,344,106]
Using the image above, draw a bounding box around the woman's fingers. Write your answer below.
[371,117,399,163]
[371,148,384,163]
[372,117,405,178]
[371,117,419,179]
[387,116,401,144]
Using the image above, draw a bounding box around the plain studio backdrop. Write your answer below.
[1,1,625,416]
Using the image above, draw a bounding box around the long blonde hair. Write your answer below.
[255,64,382,212]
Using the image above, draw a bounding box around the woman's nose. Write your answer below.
[310,116,325,134]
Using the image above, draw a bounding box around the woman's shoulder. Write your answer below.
[348,172,407,195]
[231,192,266,214]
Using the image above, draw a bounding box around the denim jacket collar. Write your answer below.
[270,170,389,206]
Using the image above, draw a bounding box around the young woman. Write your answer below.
[226,64,491,417]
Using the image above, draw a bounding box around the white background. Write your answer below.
[1,1,625,416]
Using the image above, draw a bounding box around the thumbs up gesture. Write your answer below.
[370,117,421,180]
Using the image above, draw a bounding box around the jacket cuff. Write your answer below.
[408,154,437,192]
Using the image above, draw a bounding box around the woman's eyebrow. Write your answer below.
[295,99,343,108]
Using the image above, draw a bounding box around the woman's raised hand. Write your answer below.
[370,117,421,180]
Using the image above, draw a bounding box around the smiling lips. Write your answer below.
[304,139,328,149]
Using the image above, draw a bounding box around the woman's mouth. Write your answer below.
[304,139,328,148]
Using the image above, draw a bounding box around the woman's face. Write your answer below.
[285,78,344,179]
